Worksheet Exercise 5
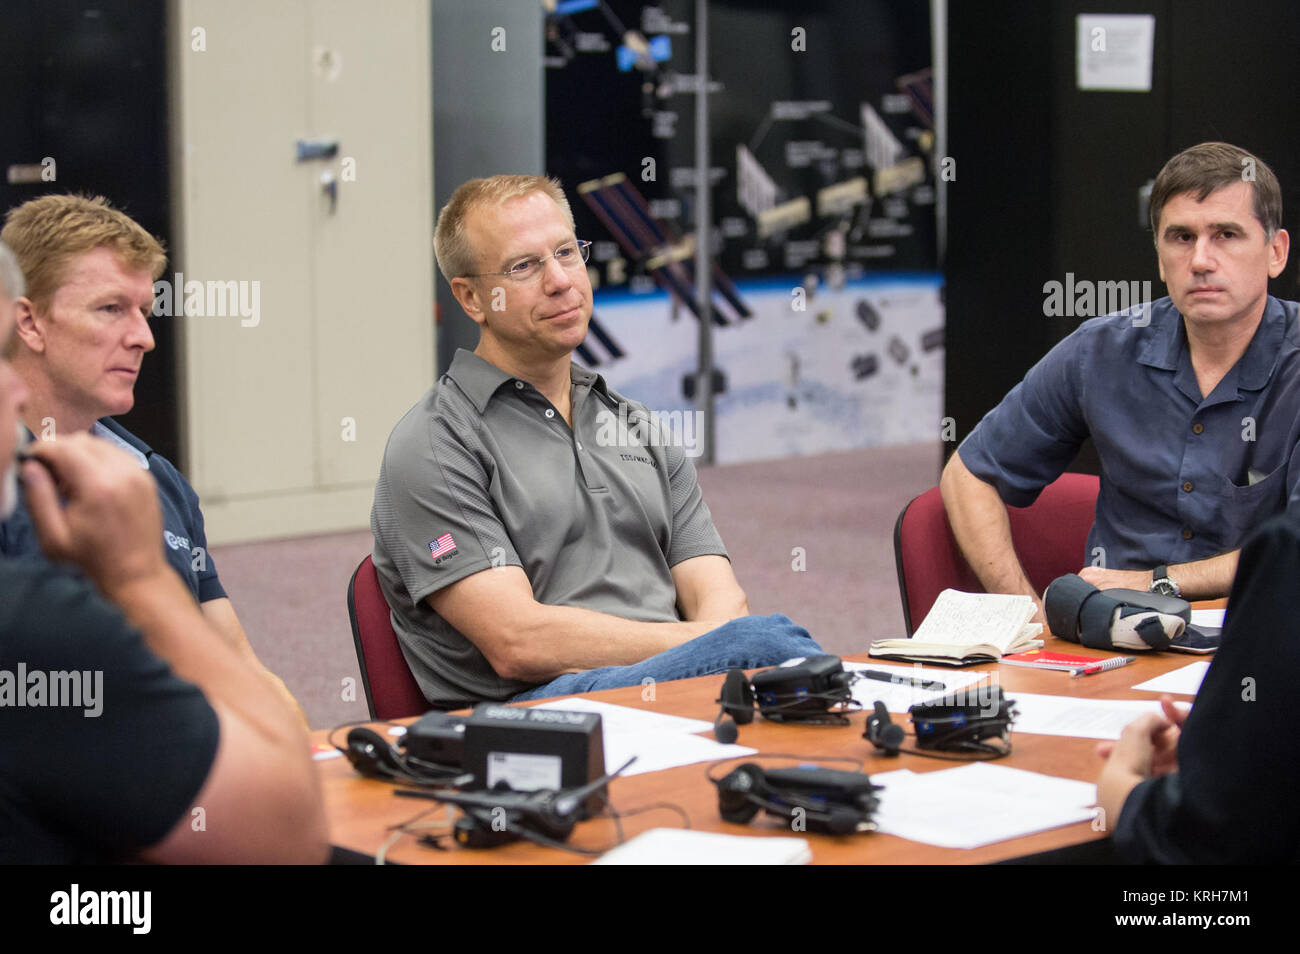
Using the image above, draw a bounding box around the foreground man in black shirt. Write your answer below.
[0,242,328,863]
[1096,507,1300,863]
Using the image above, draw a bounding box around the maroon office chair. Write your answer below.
[893,472,1101,635]
[347,555,430,720]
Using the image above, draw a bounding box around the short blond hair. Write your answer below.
[433,175,574,282]
[1,194,167,308]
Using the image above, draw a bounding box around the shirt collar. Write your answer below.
[1137,295,1289,392]
[1135,299,1186,373]
[446,348,611,413]
[18,417,150,470]
[90,419,150,469]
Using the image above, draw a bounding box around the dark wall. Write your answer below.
[0,0,174,462]
[945,1,1056,461]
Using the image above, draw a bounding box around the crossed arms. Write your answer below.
[427,553,750,683]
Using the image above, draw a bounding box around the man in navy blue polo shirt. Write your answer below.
[0,241,327,862]
[1,194,301,721]
[941,143,1296,620]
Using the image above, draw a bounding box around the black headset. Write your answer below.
[709,761,880,835]
[712,661,861,742]
[861,688,1015,761]
[329,722,470,787]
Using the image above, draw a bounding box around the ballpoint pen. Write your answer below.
[1071,656,1136,677]
[857,669,947,691]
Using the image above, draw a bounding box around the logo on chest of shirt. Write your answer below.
[163,530,191,552]
[429,532,459,565]
[618,452,660,469]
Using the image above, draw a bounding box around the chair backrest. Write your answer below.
[347,555,429,720]
[893,472,1101,635]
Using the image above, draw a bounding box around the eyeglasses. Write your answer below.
[462,240,592,283]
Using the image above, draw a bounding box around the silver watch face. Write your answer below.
[1151,579,1178,597]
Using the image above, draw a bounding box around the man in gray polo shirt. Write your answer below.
[371,175,820,706]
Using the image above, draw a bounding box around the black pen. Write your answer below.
[857,670,947,692]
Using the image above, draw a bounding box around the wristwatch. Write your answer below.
[1149,565,1181,598]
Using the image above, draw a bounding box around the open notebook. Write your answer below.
[871,589,1044,666]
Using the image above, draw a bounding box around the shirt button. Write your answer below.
[576,441,584,451]
[515,381,525,390]
[1191,422,1204,434]
[1182,481,1194,492]
[545,409,555,419]
[1182,528,1194,540]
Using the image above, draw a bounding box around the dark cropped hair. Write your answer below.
[1149,142,1283,240]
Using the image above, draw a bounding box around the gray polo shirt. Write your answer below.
[370,349,728,705]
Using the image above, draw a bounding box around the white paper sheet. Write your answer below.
[1007,691,1164,740]
[592,828,812,865]
[531,698,755,776]
[1190,609,1226,629]
[532,697,714,735]
[872,764,1097,849]
[843,661,990,712]
[1076,14,1156,91]
[1132,662,1210,696]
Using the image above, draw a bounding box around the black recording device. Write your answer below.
[711,763,881,835]
[909,685,1016,756]
[397,757,636,848]
[462,704,606,812]
[401,711,468,767]
[713,655,861,741]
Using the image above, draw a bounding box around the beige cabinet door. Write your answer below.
[173,0,433,543]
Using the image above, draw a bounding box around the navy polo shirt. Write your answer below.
[958,295,1300,570]
[0,418,226,604]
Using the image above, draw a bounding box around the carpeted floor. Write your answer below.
[209,441,943,729]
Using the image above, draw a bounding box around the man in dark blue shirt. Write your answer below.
[1096,507,1300,863]
[0,241,326,862]
[1,194,301,720]
[942,143,1294,620]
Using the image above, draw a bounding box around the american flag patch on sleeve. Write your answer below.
[428,533,458,560]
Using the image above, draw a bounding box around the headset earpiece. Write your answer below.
[864,701,904,756]
[714,764,764,824]
[722,669,754,723]
[714,669,755,741]
[344,727,406,778]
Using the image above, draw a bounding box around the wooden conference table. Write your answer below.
[316,630,1215,865]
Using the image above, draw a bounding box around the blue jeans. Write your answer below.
[510,614,823,701]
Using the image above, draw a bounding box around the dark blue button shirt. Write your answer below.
[0,418,226,604]
[958,295,1300,570]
